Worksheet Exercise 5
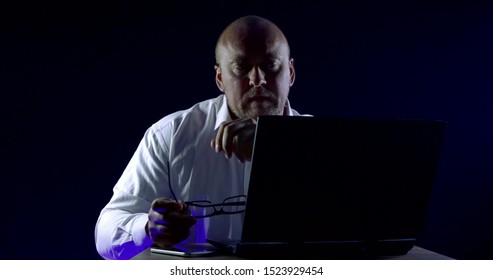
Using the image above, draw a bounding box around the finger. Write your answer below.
[214,121,229,153]
[220,119,253,159]
[213,118,257,160]
[211,138,216,150]
[150,222,192,237]
[163,211,196,227]
[232,135,243,162]
[165,224,192,237]
[149,200,194,226]
[221,123,234,159]
[153,226,191,247]
[148,223,167,236]
[228,120,256,161]
[150,208,196,226]
[214,120,236,157]
[149,220,194,247]
[232,126,255,162]
[151,198,184,214]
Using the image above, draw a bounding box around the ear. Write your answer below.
[214,64,224,92]
[289,58,295,87]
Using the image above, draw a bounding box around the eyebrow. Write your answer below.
[263,53,280,59]
[230,53,281,63]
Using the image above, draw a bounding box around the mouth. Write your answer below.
[249,96,273,102]
[244,87,276,105]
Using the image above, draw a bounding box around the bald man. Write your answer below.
[95,15,308,260]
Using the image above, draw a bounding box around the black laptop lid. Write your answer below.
[241,116,447,244]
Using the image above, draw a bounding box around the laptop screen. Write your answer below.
[241,116,447,244]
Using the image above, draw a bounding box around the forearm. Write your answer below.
[95,209,153,260]
[95,125,173,259]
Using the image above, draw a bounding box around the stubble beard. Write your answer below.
[235,87,284,119]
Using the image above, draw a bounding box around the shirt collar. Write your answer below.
[214,94,294,130]
[214,95,233,130]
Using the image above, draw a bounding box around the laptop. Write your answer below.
[207,115,447,259]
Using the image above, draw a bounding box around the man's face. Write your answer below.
[215,30,295,119]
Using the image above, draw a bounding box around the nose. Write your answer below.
[248,66,266,87]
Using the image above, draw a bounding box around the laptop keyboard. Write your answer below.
[207,239,237,248]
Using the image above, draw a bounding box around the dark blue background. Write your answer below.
[1,1,492,259]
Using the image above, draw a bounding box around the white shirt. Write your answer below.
[94,94,305,260]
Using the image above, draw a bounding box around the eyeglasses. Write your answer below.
[167,171,246,219]
[185,195,247,218]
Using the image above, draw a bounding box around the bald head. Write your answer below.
[213,15,295,119]
[215,15,290,64]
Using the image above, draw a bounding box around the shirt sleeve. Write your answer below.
[94,125,170,260]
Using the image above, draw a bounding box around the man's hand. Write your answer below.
[211,118,257,163]
[146,198,196,248]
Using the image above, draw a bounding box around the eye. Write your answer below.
[234,64,245,70]
[232,62,251,73]
[262,61,279,71]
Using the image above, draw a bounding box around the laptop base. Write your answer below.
[207,239,415,260]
